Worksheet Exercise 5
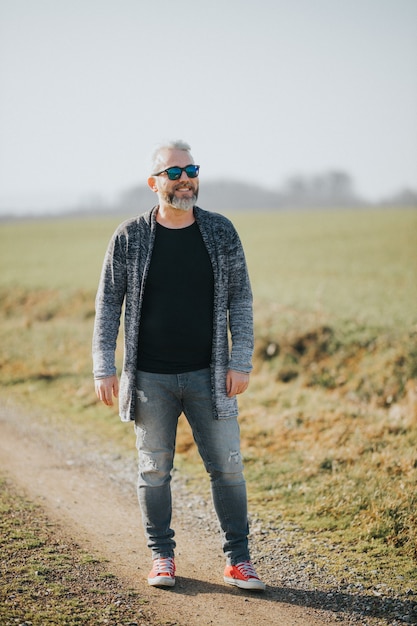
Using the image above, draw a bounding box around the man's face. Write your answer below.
[149,148,199,211]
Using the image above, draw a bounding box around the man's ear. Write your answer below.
[147,176,158,192]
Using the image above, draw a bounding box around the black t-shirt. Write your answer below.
[137,222,214,373]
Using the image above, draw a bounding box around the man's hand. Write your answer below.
[226,370,250,398]
[95,375,119,406]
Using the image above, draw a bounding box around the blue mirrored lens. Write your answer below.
[184,165,199,178]
[166,168,182,180]
[165,165,199,180]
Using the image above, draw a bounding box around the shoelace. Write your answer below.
[235,561,259,579]
[154,557,175,576]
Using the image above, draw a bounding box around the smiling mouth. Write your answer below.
[174,183,194,193]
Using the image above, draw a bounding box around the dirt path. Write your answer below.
[0,402,351,626]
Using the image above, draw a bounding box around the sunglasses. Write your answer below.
[152,164,200,181]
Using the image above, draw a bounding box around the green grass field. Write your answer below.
[1,208,416,327]
[1,207,417,593]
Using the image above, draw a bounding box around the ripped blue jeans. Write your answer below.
[134,368,250,564]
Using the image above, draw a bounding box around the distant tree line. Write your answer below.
[107,170,416,214]
[49,170,416,219]
[5,169,415,220]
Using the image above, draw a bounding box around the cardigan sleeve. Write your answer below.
[227,226,254,373]
[92,229,127,378]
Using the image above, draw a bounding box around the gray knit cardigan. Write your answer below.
[92,206,254,421]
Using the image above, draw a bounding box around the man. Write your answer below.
[93,140,265,591]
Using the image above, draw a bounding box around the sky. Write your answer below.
[0,0,416,214]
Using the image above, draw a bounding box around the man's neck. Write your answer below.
[156,204,195,229]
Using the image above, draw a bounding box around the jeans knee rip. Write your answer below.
[228,450,242,464]
[140,456,158,472]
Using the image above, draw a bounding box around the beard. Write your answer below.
[162,185,199,212]
[171,195,197,211]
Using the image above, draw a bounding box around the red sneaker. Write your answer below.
[224,561,266,591]
[147,557,176,587]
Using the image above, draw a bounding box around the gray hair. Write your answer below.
[149,140,193,174]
